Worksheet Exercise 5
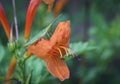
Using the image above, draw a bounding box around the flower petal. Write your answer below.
[46,56,70,81]
[43,0,54,12]
[24,0,42,40]
[54,0,69,17]
[0,2,10,39]
[50,20,71,47]
[27,38,52,60]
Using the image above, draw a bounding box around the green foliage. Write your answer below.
[70,42,96,55]
[77,7,120,84]
[0,41,5,62]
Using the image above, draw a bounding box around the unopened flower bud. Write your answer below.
[8,42,16,52]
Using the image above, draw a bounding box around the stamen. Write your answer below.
[60,46,75,57]
[68,49,75,57]
[57,48,63,58]
[70,47,78,57]
[60,46,69,56]
[75,56,81,61]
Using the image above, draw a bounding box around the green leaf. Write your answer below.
[25,15,62,46]
[0,41,5,62]
[90,7,108,30]
[26,71,32,84]
[25,56,46,83]
[70,42,96,55]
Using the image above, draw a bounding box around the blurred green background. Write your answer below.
[0,0,120,84]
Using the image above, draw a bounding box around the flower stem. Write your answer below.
[23,60,26,84]
[12,0,19,40]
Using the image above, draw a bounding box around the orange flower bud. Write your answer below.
[54,0,69,17]
[24,0,42,41]
[26,50,32,57]
[43,0,54,12]
[6,56,16,83]
[0,2,10,39]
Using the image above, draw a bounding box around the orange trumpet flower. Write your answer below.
[28,20,71,81]
[0,2,16,83]
[5,56,16,84]
[43,0,54,12]
[24,0,42,41]
[0,2,10,39]
[54,0,69,17]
